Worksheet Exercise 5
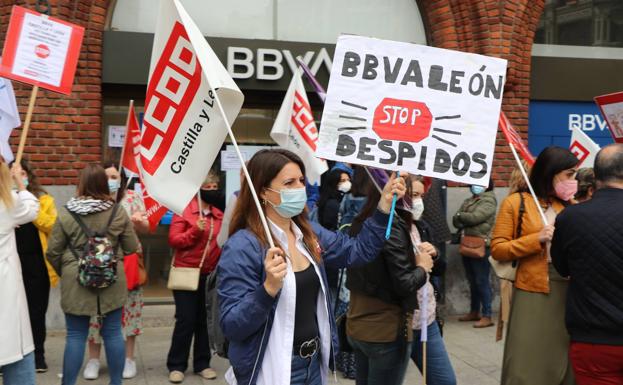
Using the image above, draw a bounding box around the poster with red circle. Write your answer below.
[0,5,84,95]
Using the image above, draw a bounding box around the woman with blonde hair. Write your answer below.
[11,158,58,372]
[0,158,40,385]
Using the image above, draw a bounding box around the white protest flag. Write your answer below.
[316,35,507,185]
[271,69,328,184]
[570,126,600,168]
[0,76,21,163]
[139,0,243,214]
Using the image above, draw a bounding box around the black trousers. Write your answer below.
[167,274,211,373]
[20,253,50,363]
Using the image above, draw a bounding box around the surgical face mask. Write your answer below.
[108,179,120,193]
[410,198,425,221]
[266,187,307,218]
[338,180,352,193]
[471,185,486,195]
[22,178,29,188]
[554,179,578,201]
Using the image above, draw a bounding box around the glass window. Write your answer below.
[536,0,623,47]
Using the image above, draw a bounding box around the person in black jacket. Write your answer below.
[408,176,456,385]
[551,144,623,385]
[346,174,434,385]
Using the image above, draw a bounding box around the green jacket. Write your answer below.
[452,191,497,239]
[47,205,138,316]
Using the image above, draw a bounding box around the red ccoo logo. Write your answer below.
[140,22,201,176]
[291,91,319,151]
[35,44,50,58]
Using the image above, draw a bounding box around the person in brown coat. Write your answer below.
[491,146,578,385]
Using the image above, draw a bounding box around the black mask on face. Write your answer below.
[200,189,222,206]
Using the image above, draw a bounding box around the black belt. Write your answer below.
[293,337,319,359]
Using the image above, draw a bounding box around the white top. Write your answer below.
[0,190,40,365]
[225,219,332,385]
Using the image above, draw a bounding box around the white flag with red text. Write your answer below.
[139,0,243,214]
[570,126,600,168]
[270,69,328,184]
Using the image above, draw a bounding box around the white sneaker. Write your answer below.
[123,358,137,379]
[83,359,100,380]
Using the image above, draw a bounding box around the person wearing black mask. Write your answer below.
[166,170,224,383]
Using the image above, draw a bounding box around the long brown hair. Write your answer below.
[13,159,47,198]
[77,164,113,201]
[229,149,321,263]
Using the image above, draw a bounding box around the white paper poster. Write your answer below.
[108,125,126,148]
[316,35,508,185]
[221,149,249,171]
[12,12,72,87]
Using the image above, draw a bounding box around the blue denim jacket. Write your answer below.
[217,210,389,385]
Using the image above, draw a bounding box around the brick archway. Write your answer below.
[418,0,546,183]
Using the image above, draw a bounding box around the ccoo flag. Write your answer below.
[570,126,600,168]
[140,0,244,214]
[270,69,327,184]
[121,103,141,176]
[499,112,535,167]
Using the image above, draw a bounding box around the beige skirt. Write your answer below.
[501,265,576,385]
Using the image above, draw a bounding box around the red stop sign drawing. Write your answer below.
[35,44,50,58]
[373,98,432,142]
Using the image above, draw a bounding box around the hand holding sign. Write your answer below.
[378,171,406,213]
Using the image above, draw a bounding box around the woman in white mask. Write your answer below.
[217,149,406,385]
[408,175,456,385]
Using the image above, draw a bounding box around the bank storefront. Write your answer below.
[101,0,427,299]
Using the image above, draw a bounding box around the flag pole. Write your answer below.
[15,85,38,165]
[422,342,427,385]
[508,142,548,225]
[385,171,400,239]
[197,192,203,219]
[208,91,275,248]
[118,100,134,172]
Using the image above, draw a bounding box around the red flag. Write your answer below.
[499,112,535,166]
[121,105,141,175]
[136,181,168,232]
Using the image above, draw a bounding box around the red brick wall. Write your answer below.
[419,0,545,185]
[0,0,109,185]
[1,0,543,186]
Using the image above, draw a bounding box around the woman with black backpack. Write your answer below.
[47,164,138,385]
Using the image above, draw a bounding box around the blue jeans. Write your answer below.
[1,352,35,385]
[63,308,125,385]
[411,321,457,385]
[290,350,322,385]
[348,334,411,385]
[462,255,492,317]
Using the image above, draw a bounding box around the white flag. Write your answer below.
[0,76,21,163]
[139,0,244,214]
[270,69,327,184]
[570,126,600,168]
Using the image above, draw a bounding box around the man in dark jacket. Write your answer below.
[551,143,623,385]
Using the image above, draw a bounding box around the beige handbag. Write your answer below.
[167,217,214,291]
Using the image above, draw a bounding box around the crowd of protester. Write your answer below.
[1,144,622,385]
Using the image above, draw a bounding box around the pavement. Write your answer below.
[34,308,504,385]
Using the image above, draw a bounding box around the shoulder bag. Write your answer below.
[489,193,524,281]
[167,217,214,291]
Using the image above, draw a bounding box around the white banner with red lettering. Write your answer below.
[570,126,600,168]
[140,0,243,214]
[270,69,327,184]
[315,35,507,185]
